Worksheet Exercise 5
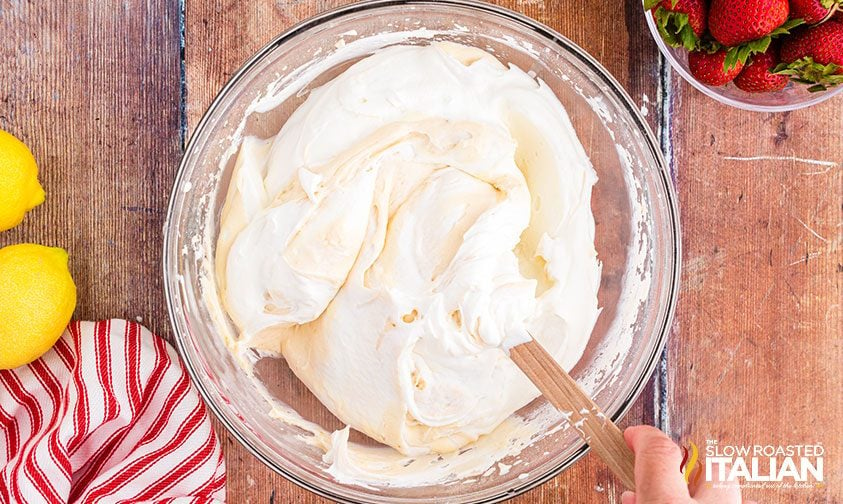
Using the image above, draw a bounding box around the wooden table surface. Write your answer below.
[1,1,840,502]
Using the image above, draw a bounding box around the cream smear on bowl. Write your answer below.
[214,42,602,486]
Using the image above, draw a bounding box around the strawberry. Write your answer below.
[647,0,708,50]
[734,47,791,91]
[708,0,803,72]
[709,0,791,46]
[776,20,843,89]
[780,20,843,64]
[689,49,746,85]
[790,0,842,25]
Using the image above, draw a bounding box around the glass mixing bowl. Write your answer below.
[643,7,843,112]
[163,1,680,502]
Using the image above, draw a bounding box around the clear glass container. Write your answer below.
[164,1,681,502]
[644,8,843,112]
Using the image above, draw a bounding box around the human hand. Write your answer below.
[621,426,753,504]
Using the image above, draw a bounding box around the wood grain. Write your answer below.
[183,1,663,502]
[511,340,637,491]
[0,2,180,337]
[666,75,843,502]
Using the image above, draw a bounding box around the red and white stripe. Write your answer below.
[0,320,226,503]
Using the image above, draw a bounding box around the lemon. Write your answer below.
[0,244,76,369]
[0,130,45,232]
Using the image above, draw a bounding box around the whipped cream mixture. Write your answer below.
[216,42,601,459]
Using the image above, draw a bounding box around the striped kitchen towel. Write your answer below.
[0,320,226,503]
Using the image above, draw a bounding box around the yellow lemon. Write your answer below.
[0,244,76,369]
[0,130,45,232]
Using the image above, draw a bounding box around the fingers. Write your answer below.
[624,478,747,504]
[624,425,691,502]
[691,459,743,504]
[693,481,742,504]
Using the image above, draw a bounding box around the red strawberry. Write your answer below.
[689,49,746,85]
[790,0,841,25]
[781,20,843,66]
[709,0,790,46]
[648,0,709,50]
[777,20,843,88]
[734,47,790,91]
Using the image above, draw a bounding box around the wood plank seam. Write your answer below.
[179,0,188,151]
[655,50,675,437]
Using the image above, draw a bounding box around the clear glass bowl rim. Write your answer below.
[163,1,682,502]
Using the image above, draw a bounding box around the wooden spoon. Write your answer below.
[510,337,636,490]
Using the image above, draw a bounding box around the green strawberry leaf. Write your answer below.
[724,48,739,70]
[653,7,701,50]
[737,43,753,61]
[772,65,800,76]
[770,18,805,37]
[644,0,661,10]
[809,75,843,91]
[723,37,771,71]
[808,84,826,92]
[773,57,843,90]
[678,23,698,51]
[654,8,679,46]
[746,37,772,53]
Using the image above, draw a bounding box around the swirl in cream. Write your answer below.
[216,42,600,457]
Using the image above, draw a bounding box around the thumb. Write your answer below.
[624,426,691,502]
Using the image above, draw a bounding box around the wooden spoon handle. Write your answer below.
[510,339,636,490]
